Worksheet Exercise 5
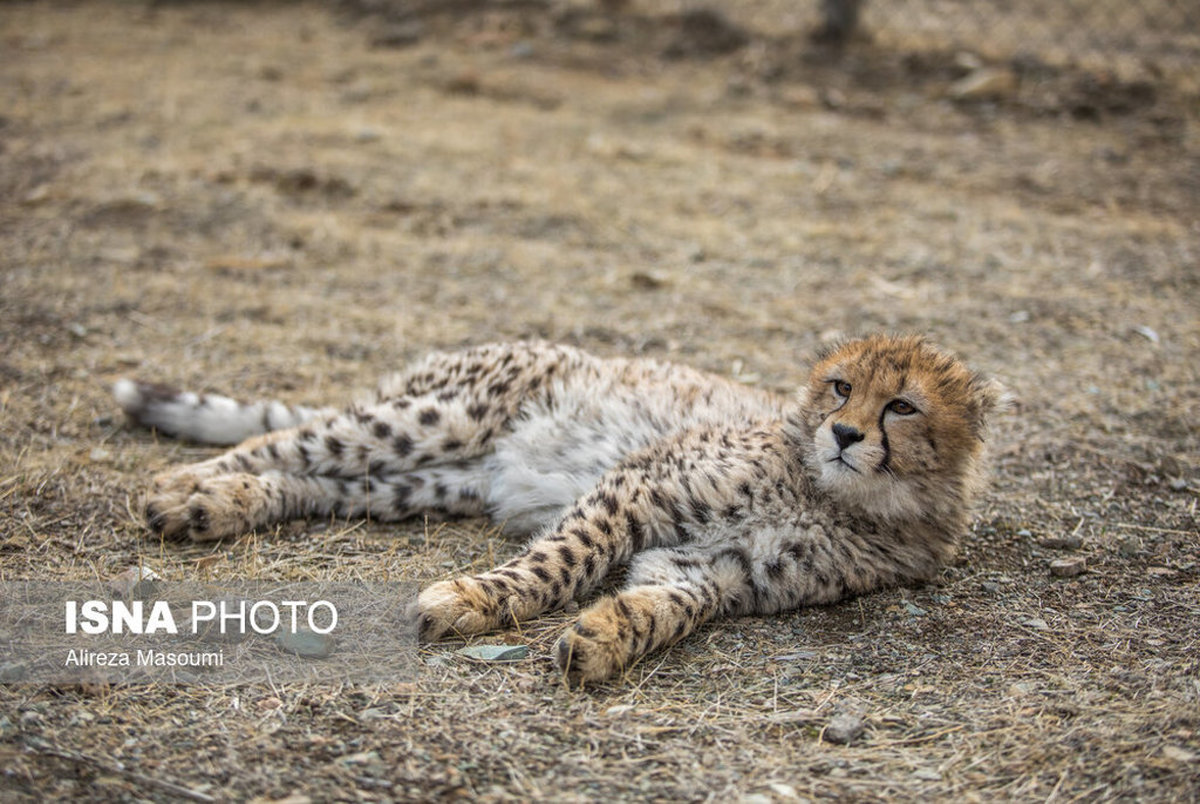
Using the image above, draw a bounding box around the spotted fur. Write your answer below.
[116,336,1006,683]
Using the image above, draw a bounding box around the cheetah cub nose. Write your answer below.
[832,423,865,450]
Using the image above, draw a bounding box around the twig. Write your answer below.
[1115,523,1197,536]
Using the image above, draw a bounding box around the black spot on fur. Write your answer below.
[558,545,577,567]
[442,439,462,452]
[392,434,414,457]
[372,421,392,440]
[643,613,658,646]
[325,435,343,457]
[418,408,440,426]
[393,484,413,509]
[467,403,489,422]
[625,512,645,551]
[598,493,619,516]
[531,566,551,582]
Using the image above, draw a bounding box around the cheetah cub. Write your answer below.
[115,335,1006,683]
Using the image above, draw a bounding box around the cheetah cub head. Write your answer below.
[789,335,1008,523]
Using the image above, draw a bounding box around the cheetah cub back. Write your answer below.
[116,335,1006,683]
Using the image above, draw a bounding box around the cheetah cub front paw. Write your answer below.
[555,597,637,684]
[417,578,508,641]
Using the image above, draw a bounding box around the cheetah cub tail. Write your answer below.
[112,379,335,445]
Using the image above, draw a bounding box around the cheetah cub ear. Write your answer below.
[966,374,1015,440]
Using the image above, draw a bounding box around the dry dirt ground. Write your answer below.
[1,1,1198,801]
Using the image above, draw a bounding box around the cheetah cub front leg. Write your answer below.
[417,464,660,641]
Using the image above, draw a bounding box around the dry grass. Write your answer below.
[1,1,1198,800]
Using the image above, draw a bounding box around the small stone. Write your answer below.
[1133,325,1160,344]
[630,271,667,290]
[822,713,865,745]
[1022,618,1049,630]
[768,782,800,799]
[21,184,50,205]
[912,768,941,781]
[1040,535,1083,550]
[0,663,26,682]
[371,22,423,49]
[276,629,336,659]
[980,581,1001,594]
[1162,745,1196,762]
[109,565,161,599]
[778,85,820,109]
[902,602,927,617]
[455,644,528,662]
[1168,477,1188,492]
[949,68,1018,100]
[1050,556,1087,577]
[1117,536,1142,557]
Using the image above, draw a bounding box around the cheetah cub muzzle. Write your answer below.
[115,335,1007,683]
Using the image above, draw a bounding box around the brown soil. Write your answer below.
[1,1,1197,800]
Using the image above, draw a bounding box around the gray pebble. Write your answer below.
[822,713,865,745]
